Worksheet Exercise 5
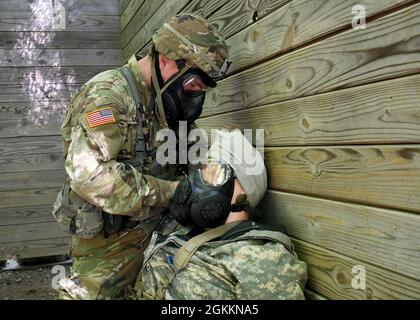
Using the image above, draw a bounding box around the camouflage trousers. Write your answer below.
[58,225,150,300]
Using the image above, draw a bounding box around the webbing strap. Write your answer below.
[173,221,242,270]
[117,66,148,156]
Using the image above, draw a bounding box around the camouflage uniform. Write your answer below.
[53,13,230,300]
[56,55,176,300]
[135,221,308,300]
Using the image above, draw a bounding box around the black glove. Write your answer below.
[169,175,195,226]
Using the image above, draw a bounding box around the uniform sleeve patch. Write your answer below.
[86,107,116,128]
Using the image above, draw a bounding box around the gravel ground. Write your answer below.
[0,261,71,300]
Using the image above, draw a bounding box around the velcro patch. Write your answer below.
[86,107,116,128]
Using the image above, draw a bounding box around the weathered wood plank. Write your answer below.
[0,31,121,49]
[0,187,60,209]
[0,205,58,226]
[0,153,64,173]
[0,222,68,244]
[0,237,71,260]
[227,0,408,73]
[0,136,62,158]
[121,0,166,48]
[122,0,192,60]
[0,83,80,103]
[0,14,120,32]
[0,0,119,15]
[264,145,420,213]
[304,289,328,300]
[121,0,145,32]
[261,191,420,280]
[0,66,115,85]
[0,170,65,192]
[197,74,420,146]
[292,238,420,300]
[124,0,231,60]
[208,0,290,39]
[202,3,420,117]
[0,101,66,138]
[120,0,132,15]
[0,49,122,67]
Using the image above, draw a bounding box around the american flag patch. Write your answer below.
[86,107,116,128]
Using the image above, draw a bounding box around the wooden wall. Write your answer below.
[121,0,420,299]
[0,0,122,262]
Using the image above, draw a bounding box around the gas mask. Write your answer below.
[151,51,215,130]
[170,163,251,228]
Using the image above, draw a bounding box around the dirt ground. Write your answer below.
[0,260,71,300]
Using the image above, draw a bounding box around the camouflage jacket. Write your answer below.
[135,220,308,300]
[60,55,176,219]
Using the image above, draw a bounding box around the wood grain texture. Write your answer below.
[120,0,132,16]
[261,191,420,280]
[0,205,59,226]
[293,238,420,299]
[0,31,121,49]
[0,49,122,67]
[227,0,407,73]
[121,0,145,31]
[0,136,62,159]
[0,187,60,209]
[0,237,71,260]
[264,145,420,213]
[0,83,79,103]
[121,0,165,48]
[197,74,420,146]
[0,0,119,15]
[0,14,120,32]
[0,222,68,244]
[202,3,420,117]
[304,289,328,300]
[0,66,113,85]
[0,170,65,192]
[0,153,64,174]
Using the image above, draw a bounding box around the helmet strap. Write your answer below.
[151,49,193,129]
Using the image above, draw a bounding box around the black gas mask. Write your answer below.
[151,51,215,129]
[169,163,243,228]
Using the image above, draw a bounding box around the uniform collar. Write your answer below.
[125,54,151,106]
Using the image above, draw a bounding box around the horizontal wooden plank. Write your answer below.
[0,49,122,67]
[0,136,62,158]
[208,0,289,39]
[0,221,68,244]
[197,74,420,146]
[264,145,420,213]
[0,170,65,192]
[121,0,166,48]
[261,191,420,280]
[0,83,80,103]
[0,237,71,260]
[227,0,407,73]
[202,3,420,117]
[120,0,132,15]
[0,14,120,32]
[0,187,60,209]
[0,66,115,85]
[292,238,420,299]
[0,31,121,49]
[0,205,59,226]
[0,153,64,173]
[124,0,231,60]
[121,0,145,31]
[0,0,119,15]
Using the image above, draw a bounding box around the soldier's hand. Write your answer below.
[169,175,195,226]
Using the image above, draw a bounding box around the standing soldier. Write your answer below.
[52,13,230,299]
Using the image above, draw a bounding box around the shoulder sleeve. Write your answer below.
[65,94,176,218]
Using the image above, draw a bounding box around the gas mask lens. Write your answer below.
[200,163,234,186]
[182,75,209,92]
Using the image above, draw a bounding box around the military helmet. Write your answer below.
[152,13,231,82]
